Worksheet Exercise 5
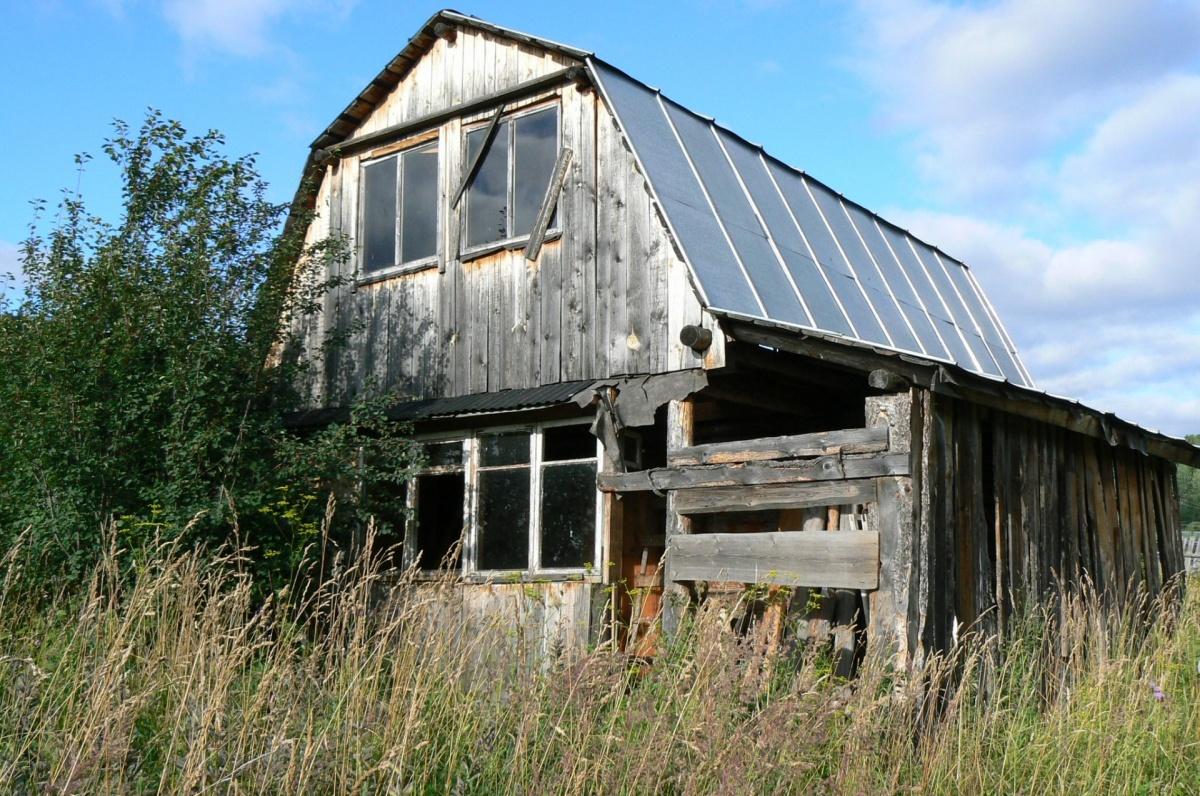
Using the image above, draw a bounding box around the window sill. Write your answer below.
[394,569,597,585]
[357,257,439,286]
[459,229,561,263]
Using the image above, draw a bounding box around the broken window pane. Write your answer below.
[400,143,438,264]
[513,108,558,237]
[543,424,595,462]
[424,440,464,469]
[415,472,465,570]
[477,468,530,570]
[363,157,397,271]
[478,431,529,466]
[540,462,596,568]
[466,119,510,247]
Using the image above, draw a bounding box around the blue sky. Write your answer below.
[2,0,1199,435]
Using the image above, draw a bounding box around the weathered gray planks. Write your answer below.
[666,531,880,590]
[673,479,877,515]
[668,427,888,466]
[598,451,910,493]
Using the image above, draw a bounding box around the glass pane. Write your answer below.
[424,440,464,469]
[477,468,530,570]
[466,120,510,247]
[415,472,465,570]
[478,431,529,466]
[400,144,438,264]
[362,157,397,271]
[540,462,596,568]
[513,108,558,236]
[543,425,595,462]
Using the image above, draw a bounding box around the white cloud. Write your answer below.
[160,0,355,59]
[852,0,1200,435]
[857,0,1200,202]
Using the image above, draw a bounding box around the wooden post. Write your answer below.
[865,392,916,671]
[662,398,695,638]
[599,394,624,650]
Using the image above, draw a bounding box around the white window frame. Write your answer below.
[404,419,601,580]
[460,101,562,257]
[359,139,441,279]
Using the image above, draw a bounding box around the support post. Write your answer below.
[865,392,916,671]
[662,398,695,637]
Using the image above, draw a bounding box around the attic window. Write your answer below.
[361,141,439,272]
[464,106,559,249]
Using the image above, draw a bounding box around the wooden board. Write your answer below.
[666,531,879,589]
[673,479,877,515]
[598,451,909,492]
[668,427,889,466]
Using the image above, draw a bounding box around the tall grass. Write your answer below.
[0,524,1195,795]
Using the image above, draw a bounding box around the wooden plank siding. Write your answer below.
[288,28,718,410]
[917,392,1185,652]
[666,531,880,590]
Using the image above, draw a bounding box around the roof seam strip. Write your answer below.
[710,127,816,329]
[838,197,930,359]
[655,93,769,319]
[758,155,861,340]
[903,236,983,373]
[931,250,1009,380]
[801,177,896,349]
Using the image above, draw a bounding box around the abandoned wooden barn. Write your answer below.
[284,10,1200,670]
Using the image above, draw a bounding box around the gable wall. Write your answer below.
[290,28,718,408]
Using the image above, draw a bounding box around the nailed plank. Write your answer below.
[674,479,877,515]
[666,531,879,590]
[598,451,909,493]
[662,398,695,638]
[524,147,574,261]
[669,427,889,466]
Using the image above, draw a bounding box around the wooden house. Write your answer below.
[285,11,1199,670]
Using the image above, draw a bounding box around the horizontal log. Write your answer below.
[597,452,909,493]
[673,479,877,515]
[666,531,879,589]
[668,427,887,466]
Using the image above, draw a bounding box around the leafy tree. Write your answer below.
[0,112,419,586]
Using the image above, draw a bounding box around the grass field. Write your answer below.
[0,527,1196,795]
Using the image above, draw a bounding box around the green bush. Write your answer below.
[0,112,419,589]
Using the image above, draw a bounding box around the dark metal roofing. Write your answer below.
[283,381,594,429]
[587,59,1034,389]
[386,380,594,420]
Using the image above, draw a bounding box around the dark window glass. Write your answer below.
[400,144,438,264]
[513,108,558,236]
[478,431,529,466]
[424,441,464,469]
[415,472,465,570]
[477,468,530,569]
[363,157,397,271]
[466,120,510,247]
[543,425,595,462]
[540,462,596,568]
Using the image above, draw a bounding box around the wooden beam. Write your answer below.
[452,105,504,209]
[666,531,879,590]
[668,427,888,466]
[598,451,910,493]
[662,399,695,637]
[316,66,583,160]
[524,147,574,261]
[674,479,877,515]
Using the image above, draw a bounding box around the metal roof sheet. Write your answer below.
[588,58,1035,389]
[386,380,594,420]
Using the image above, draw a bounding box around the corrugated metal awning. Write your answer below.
[283,381,595,429]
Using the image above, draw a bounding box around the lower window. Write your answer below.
[401,422,598,575]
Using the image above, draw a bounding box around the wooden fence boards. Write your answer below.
[666,531,879,590]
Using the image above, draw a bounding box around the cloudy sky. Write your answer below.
[1,0,1197,435]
